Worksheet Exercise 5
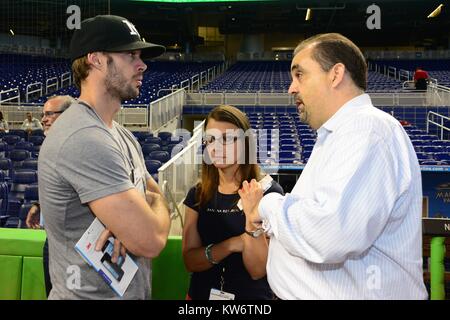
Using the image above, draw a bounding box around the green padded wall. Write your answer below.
[0,228,46,256]
[21,256,47,300]
[152,235,190,300]
[0,255,23,300]
[0,229,189,300]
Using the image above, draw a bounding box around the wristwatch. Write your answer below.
[245,228,265,238]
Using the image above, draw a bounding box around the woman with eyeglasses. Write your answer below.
[182,105,284,300]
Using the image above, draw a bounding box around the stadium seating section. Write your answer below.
[0,54,221,105]
[0,129,188,228]
[371,59,450,87]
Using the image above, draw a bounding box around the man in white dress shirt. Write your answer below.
[238,33,427,299]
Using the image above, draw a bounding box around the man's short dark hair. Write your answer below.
[72,56,91,90]
[294,33,367,91]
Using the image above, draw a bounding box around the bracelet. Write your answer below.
[205,243,219,265]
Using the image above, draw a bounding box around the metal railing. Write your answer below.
[158,120,204,232]
[426,111,450,140]
[149,89,185,131]
[398,69,411,82]
[25,82,43,103]
[185,90,450,107]
[155,62,226,97]
[60,72,72,87]
[115,105,148,127]
[0,87,20,104]
[200,71,207,87]
[0,103,149,129]
[427,83,450,106]
[186,91,294,106]
[0,104,43,127]
[45,77,59,95]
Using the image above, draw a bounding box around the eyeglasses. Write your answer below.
[203,133,240,146]
[41,111,63,118]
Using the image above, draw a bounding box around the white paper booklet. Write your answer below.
[74,217,139,297]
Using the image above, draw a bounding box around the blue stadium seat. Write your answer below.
[145,137,162,145]
[0,181,9,227]
[7,129,28,140]
[145,159,162,174]
[9,170,38,199]
[30,129,44,137]
[142,143,161,156]
[9,149,31,168]
[167,143,184,156]
[21,159,38,170]
[300,138,316,146]
[0,158,13,181]
[0,142,6,158]
[158,132,173,141]
[28,135,45,146]
[24,184,39,203]
[280,145,299,152]
[14,141,33,152]
[434,153,450,162]
[147,151,170,163]
[3,135,22,146]
[7,170,38,218]
[30,145,41,158]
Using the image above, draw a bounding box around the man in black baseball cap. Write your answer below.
[69,15,165,62]
[39,15,171,299]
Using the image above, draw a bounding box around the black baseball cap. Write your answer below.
[69,15,165,62]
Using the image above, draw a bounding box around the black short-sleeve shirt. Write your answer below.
[183,179,284,300]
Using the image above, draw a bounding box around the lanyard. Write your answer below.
[220,266,226,291]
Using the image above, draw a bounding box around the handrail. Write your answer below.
[0,87,21,104]
[158,125,203,228]
[191,120,205,141]
[426,111,450,140]
[200,71,207,87]
[180,79,190,91]
[157,88,178,97]
[45,77,58,94]
[25,82,42,103]
[60,72,72,87]
[161,180,184,227]
[402,80,415,90]
[149,88,185,131]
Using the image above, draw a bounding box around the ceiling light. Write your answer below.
[427,4,443,18]
[305,8,312,21]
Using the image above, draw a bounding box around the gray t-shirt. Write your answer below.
[38,101,152,300]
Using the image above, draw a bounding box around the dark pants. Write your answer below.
[43,238,52,297]
[415,78,428,90]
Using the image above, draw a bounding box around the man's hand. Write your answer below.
[25,204,41,229]
[238,179,263,224]
[95,229,126,263]
[145,190,161,207]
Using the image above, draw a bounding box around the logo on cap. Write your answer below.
[122,20,140,37]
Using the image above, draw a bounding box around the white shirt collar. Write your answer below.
[317,93,372,137]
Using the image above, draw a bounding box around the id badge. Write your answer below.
[209,288,235,300]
